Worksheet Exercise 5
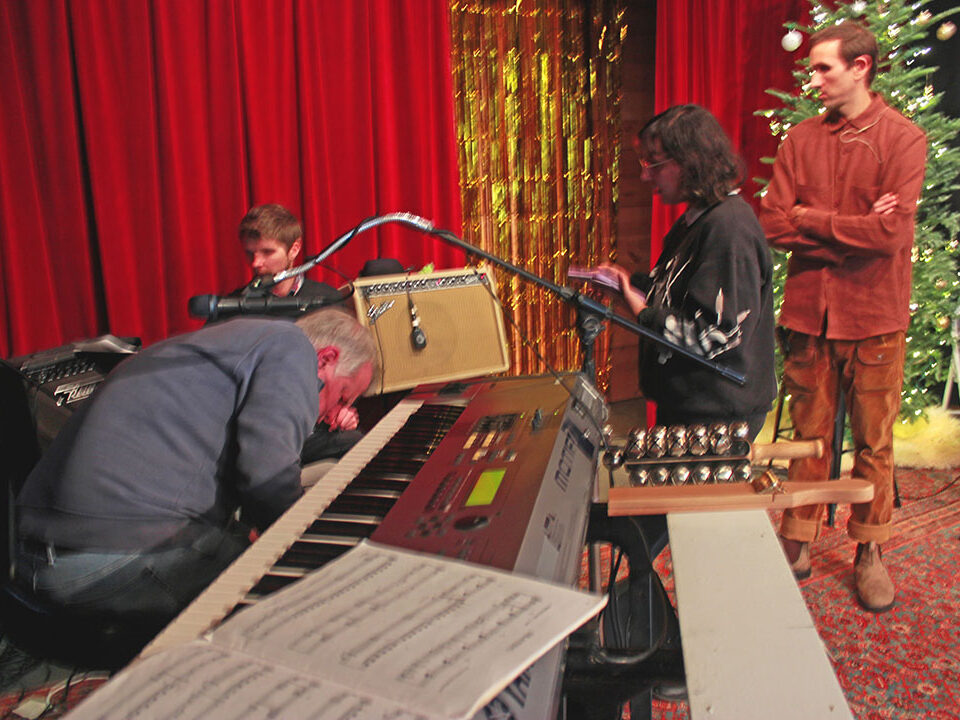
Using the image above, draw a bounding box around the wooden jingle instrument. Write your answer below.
[609,438,875,515]
[621,438,825,470]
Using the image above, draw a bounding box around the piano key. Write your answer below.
[304,517,380,537]
[140,397,427,657]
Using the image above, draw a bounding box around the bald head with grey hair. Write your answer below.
[295,308,378,379]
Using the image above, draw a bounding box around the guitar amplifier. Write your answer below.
[2,335,140,572]
[352,265,510,393]
[3,335,141,452]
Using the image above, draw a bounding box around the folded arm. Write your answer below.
[760,132,926,261]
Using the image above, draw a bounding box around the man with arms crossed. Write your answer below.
[760,21,926,612]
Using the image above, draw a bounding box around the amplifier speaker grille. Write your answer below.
[352,265,510,393]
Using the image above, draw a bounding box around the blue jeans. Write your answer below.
[14,525,248,624]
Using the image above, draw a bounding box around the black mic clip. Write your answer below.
[409,299,427,350]
[243,275,275,297]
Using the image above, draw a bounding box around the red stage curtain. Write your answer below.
[0,0,464,356]
[652,0,809,263]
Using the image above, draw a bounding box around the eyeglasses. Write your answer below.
[639,157,673,171]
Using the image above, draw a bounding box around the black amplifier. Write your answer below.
[1,335,140,575]
[3,335,140,452]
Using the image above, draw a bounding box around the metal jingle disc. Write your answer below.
[708,421,728,438]
[710,434,732,455]
[734,461,753,483]
[602,447,626,469]
[652,466,671,486]
[729,421,751,442]
[687,424,710,456]
[713,464,734,484]
[625,426,647,460]
[670,464,691,486]
[667,425,688,457]
[629,467,651,487]
[646,425,668,458]
[692,464,712,484]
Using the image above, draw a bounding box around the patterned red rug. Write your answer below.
[0,675,106,719]
[648,465,960,720]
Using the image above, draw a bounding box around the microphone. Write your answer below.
[187,292,348,321]
[408,295,427,350]
[246,274,278,292]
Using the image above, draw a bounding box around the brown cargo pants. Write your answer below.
[779,330,905,544]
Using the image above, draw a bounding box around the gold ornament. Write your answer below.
[937,21,957,42]
[935,278,947,290]
[937,316,950,331]
[916,10,932,25]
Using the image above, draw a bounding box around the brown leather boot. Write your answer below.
[855,542,895,613]
[780,537,811,580]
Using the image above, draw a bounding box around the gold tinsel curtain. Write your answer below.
[450,0,624,390]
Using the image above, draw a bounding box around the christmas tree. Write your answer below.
[757,0,960,420]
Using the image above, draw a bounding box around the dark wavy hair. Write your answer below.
[638,105,743,206]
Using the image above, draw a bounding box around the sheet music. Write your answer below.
[65,643,426,720]
[67,541,605,720]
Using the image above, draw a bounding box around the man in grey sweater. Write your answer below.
[12,309,375,658]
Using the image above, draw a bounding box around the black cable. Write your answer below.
[42,668,77,718]
[606,548,626,648]
[371,318,388,395]
[317,263,353,283]
[899,472,960,501]
[589,516,670,666]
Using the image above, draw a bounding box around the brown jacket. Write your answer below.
[760,94,926,340]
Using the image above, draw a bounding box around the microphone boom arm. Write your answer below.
[239,209,743,386]
[429,229,746,386]
[251,213,434,293]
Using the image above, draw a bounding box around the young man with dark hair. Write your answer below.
[236,203,343,302]
[12,309,376,657]
[233,203,358,455]
[596,104,777,440]
[760,22,926,612]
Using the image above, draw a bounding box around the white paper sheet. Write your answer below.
[65,643,427,720]
[67,541,605,720]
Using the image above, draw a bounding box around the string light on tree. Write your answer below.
[757,0,960,419]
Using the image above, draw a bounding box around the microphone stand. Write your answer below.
[244,213,434,296]
[427,227,743,654]
[239,210,744,386]
[428,229,746,387]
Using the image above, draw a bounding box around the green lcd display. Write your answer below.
[464,469,506,507]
